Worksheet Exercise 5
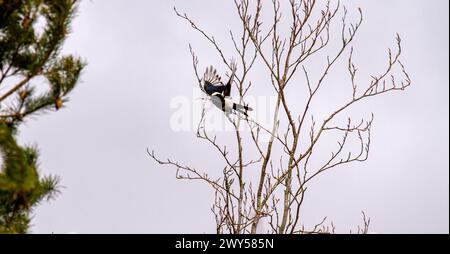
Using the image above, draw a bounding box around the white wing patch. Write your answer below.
[224,98,234,112]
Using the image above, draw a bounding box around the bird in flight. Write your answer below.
[201,62,253,116]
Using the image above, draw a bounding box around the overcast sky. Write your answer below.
[17,0,449,233]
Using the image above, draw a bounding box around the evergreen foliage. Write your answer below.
[0,0,85,233]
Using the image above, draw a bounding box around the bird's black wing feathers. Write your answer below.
[204,81,226,96]
[224,61,237,97]
[224,81,231,97]
[203,65,226,96]
[202,64,237,97]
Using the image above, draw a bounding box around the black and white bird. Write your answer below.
[202,63,253,116]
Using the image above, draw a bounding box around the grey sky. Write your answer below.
[17,0,449,233]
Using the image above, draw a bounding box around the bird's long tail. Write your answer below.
[233,103,253,116]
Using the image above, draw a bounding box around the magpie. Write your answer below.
[202,63,253,116]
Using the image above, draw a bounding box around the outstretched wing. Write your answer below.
[203,66,224,96]
[224,61,237,97]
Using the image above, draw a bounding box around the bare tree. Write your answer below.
[149,0,410,234]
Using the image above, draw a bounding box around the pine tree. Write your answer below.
[0,0,85,233]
